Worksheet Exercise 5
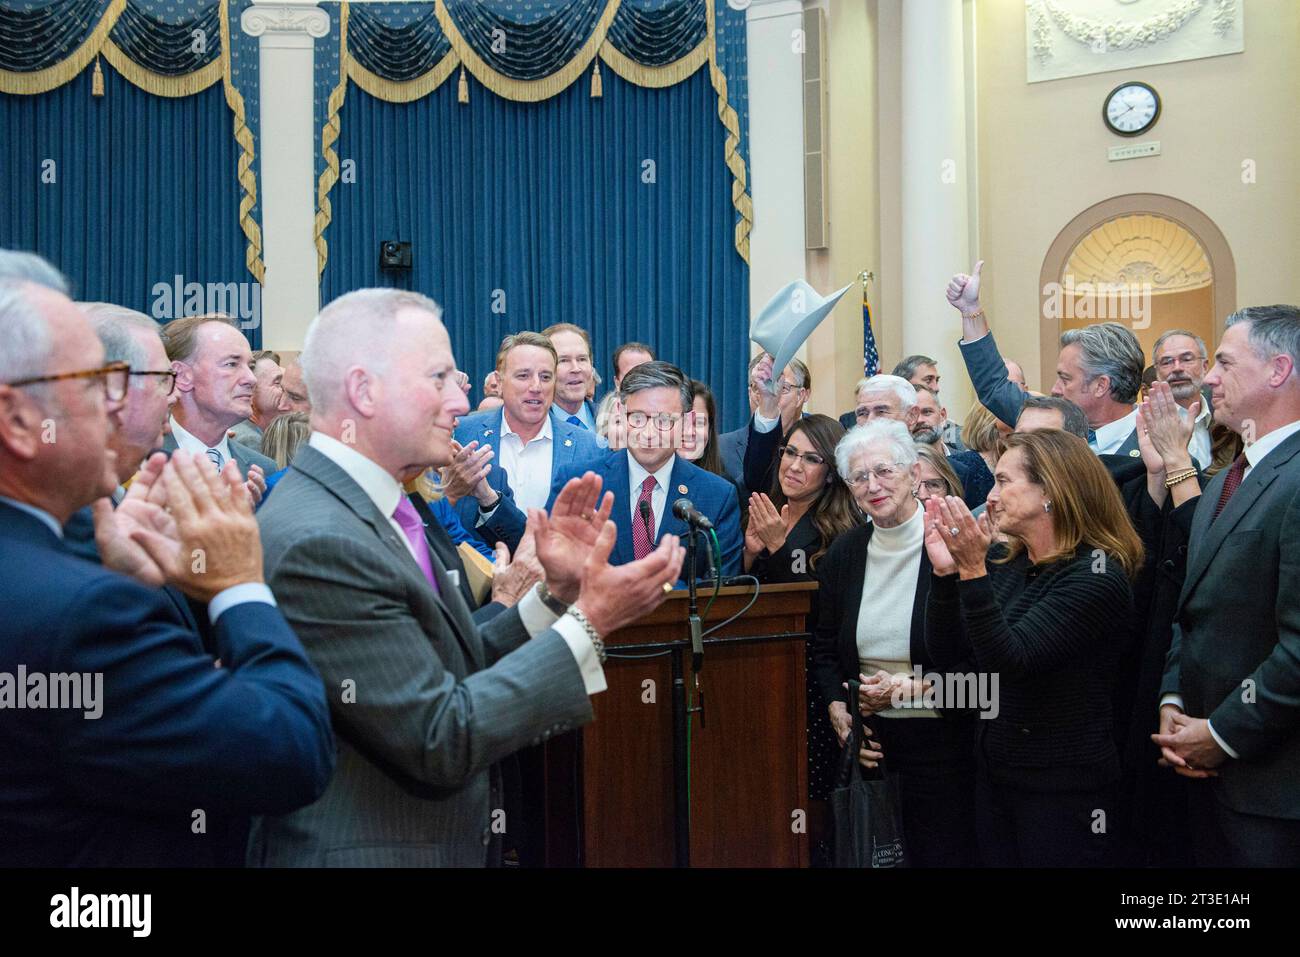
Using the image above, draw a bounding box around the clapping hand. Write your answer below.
[946,260,983,317]
[440,439,495,505]
[1139,380,1197,472]
[530,473,613,604]
[927,496,991,579]
[572,521,686,637]
[245,463,267,508]
[489,527,545,609]
[93,452,178,587]
[746,492,791,555]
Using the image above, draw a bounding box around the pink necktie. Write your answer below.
[632,476,656,560]
[392,496,440,595]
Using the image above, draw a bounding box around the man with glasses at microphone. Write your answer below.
[548,361,742,582]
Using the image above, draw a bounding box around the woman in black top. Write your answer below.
[924,429,1144,867]
[742,414,858,865]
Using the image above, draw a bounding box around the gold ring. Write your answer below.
[662,582,674,594]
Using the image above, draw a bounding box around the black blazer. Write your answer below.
[810,523,947,710]
[749,511,822,586]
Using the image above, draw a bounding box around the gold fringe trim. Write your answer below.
[0,0,126,94]
[705,0,752,264]
[220,0,265,285]
[435,0,621,102]
[348,49,459,103]
[102,39,223,97]
[599,38,707,89]
[315,0,350,278]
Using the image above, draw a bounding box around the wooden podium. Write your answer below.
[539,581,815,867]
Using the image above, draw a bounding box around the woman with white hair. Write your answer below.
[810,419,978,866]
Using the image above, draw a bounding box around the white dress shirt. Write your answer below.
[308,432,605,694]
[169,415,232,469]
[1159,417,1300,759]
[1091,408,1139,455]
[1184,402,1213,470]
[627,452,675,539]
[499,412,554,511]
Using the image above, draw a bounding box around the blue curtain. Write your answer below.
[320,66,750,429]
[0,0,262,346]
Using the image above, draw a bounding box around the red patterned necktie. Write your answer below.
[1212,453,1248,521]
[632,475,656,560]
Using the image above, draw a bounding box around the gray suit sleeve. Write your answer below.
[958,332,1026,426]
[268,533,593,790]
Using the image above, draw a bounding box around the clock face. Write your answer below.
[1104,82,1160,136]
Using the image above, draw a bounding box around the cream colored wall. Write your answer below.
[975,0,1300,392]
[803,0,879,419]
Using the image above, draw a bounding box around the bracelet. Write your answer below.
[535,581,570,616]
[565,605,607,664]
[477,494,501,514]
[1164,468,1198,489]
[961,309,985,323]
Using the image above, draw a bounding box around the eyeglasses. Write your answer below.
[7,361,131,402]
[130,369,177,396]
[918,478,950,495]
[779,445,826,467]
[626,411,682,430]
[751,379,802,396]
[1156,352,1202,369]
[846,463,905,487]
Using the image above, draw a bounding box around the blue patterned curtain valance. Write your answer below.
[0,0,228,93]
[314,0,750,274]
[348,2,451,82]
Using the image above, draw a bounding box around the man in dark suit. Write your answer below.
[450,332,599,552]
[553,361,744,579]
[160,314,278,496]
[0,277,334,866]
[1154,304,1300,866]
[251,289,685,867]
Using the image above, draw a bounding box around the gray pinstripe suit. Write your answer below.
[247,445,592,867]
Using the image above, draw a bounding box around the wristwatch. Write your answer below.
[477,492,501,514]
[535,581,570,616]
[565,605,607,664]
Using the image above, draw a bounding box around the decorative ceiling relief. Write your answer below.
[1064,214,1213,295]
[1026,0,1244,83]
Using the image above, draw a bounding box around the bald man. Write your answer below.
[250,288,685,867]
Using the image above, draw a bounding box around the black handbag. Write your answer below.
[830,681,907,868]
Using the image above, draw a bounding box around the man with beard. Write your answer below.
[909,384,956,453]
[1152,329,1213,469]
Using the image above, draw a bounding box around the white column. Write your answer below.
[242,2,329,351]
[745,0,806,330]
[899,0,973,412]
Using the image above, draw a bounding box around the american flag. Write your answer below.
[862,278,879,376]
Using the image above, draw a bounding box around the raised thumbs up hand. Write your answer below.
[945,260,984,317]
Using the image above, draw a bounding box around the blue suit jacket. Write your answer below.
[0,500,335,867]
[453,406,600,551]
[548,449,744,580]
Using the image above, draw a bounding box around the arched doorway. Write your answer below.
[1038,195,1236,388]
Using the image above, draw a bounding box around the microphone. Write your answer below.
[639,499,654,543]
[672,498,714,531]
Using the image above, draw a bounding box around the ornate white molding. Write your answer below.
[241,3,330,39]
[1029,0,1236,63]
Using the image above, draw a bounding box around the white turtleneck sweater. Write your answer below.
[855,502,934,718]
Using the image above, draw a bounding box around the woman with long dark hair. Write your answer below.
[743,414,859,580]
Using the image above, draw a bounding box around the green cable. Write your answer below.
[687,529,723,839]
[699,529,723,621]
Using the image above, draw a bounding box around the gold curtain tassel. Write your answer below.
[92,55,105,97]
[590,60,602,98]
[457,66,468,104]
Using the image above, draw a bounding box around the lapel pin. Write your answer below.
[678,484,688,495]
[564,438,573,447]
[484,429,494,437]
[1129,449,1141,457]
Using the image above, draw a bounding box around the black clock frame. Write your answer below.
[1102,80,1161,137]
